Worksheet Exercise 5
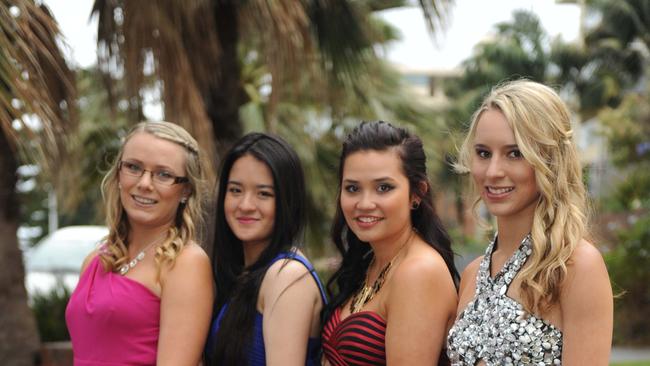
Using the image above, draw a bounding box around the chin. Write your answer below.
[490,210,522,219]
[351,232,376,244]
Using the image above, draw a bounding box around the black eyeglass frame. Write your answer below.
[119,161,189,185]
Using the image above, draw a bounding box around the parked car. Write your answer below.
[24,225,108,298]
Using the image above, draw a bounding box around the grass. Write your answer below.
[611,361,650,366]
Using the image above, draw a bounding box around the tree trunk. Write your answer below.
[0,129,40,365]
[207,1,245,158]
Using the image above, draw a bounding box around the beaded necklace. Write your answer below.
[118,234,167,276]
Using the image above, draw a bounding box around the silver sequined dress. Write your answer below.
[447,235,563,366]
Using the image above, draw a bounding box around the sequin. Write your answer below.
[447,235,563,365]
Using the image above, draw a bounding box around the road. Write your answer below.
[611,347,650,362]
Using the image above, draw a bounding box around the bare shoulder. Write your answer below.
[162,242,211,277]
[265,256,312,285]
[559,239,613,363]
[386,244,457,317]
[459,256,482,292]
[175,241,210,264]
[260,255,319,311]
[159,241,213,299]
[563,239,609,291]
[560,239,612,314]
[566,240,608,279]
[454,255,484,316]
[80,249,99,275]
[391,245,455,290]
[461,256,483,279]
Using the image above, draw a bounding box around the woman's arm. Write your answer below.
[560,240,613,365]
[157,244,214,366]
[385,255,458,365]
[455,256,482,317]
[262,260,322,366]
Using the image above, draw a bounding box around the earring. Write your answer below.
[180,197,188,204]
[411,201,420,210]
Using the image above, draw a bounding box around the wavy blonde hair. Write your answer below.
[99,121,209,274]
[456,80,588,313]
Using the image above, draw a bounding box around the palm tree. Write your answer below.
[586,0,650,55]
[551,0,648,119]
[90,0,452,161]
[89,0,454,255]
[0,1,76,364]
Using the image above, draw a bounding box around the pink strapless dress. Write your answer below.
[65,256,160,365]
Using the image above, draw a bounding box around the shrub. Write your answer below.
[30,285,71,342]
[606,215,650,345]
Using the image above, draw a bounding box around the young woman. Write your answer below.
[205,133,326,366]
[65,121,214,365]
[447,80,613,365]
[322,121,459,365]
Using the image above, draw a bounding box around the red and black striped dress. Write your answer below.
[322,306,452,365]
[322,307,387,365]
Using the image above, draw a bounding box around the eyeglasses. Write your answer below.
[119,161,189,186]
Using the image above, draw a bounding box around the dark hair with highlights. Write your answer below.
[206,132,306,365]
[324,120,459,321]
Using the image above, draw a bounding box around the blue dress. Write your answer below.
[209,252,328,366]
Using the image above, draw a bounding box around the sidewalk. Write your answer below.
[611,347,650,362]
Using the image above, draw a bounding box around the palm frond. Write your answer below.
[0,1,76,186]
[93,0,219,177]
[417,0,453,34]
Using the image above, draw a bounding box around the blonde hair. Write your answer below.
[457,80,588,313]
[100,121,209,274]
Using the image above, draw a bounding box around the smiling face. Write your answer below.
[224,154,276,249]
[119,132,189,230]
[471,108,540,221]
[340,149,414,246]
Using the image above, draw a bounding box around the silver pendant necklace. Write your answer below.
[118,234,166,276]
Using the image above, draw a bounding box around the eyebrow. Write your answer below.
[227,180,274,190]
[122,158,177,172]
[343,177,397,184]
[474,143,519,149]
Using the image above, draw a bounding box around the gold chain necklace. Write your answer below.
[349,230,414,314]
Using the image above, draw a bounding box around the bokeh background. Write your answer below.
[2,0,649,364]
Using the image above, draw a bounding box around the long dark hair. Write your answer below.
[324,120,460,321]
[207,133,306,365]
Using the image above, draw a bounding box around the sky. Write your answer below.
[378,1,581,71]
[44,0,581,71]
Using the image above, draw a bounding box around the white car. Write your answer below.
[24,225,108,297]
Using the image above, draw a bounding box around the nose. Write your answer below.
[238,193,256,211]
[485,156,505,179]
[356,192,376,210]
[136,170,155,190]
